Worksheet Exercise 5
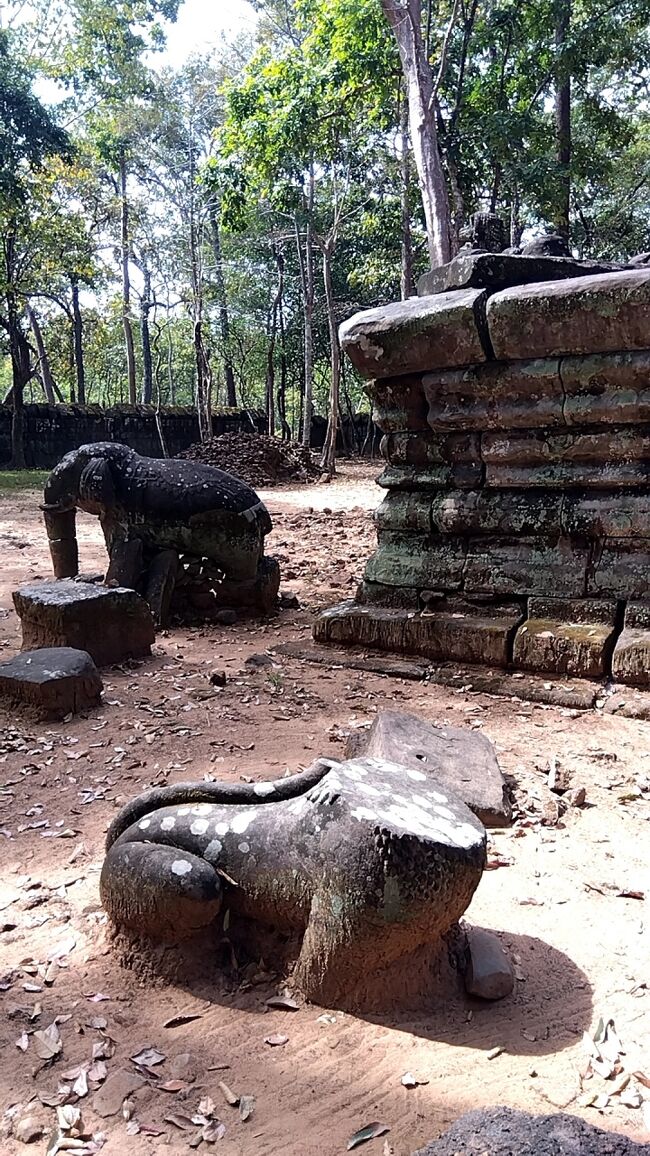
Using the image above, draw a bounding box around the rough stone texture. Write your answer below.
[0,647,103,718]
[513,618,617,678]
[487,269,650,361]
[13,581,155,667]
[413,1107,648,1156]
[100,756,486,1010]
[317,266,650,683]
[345,710,511,827]
[42,441,279,623]
[339,290,490,380]
[611,628,650,687]
[462,926,515,999]
[418,252,618,296]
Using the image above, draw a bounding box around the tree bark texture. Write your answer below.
[26,302,61,403]
[140,266,153,405]
[554,0,572,240]
[208,205,237,408]
[299,164,316,447]
[381,0,453,268]
[319,240,341,476]
[119,148,137,405]
[399,92,414,299]
[70,275,86,405]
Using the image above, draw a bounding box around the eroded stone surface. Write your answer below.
[339,290,490,380]
[346,710,511,827]
[13,581,155,667]
[488,269,650,360]
[414,1107,648,1155]
[514,618,617,679]
[462,926,514,999]
[612,628,650,687]
[0,646,103,718]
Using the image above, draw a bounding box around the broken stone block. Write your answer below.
[0,647,103,719]
[339,289,490,380]
[346,709,511,828]
[414,1107,648,1156]
[513,616,617,679]
[487,269,650,360]
[13,581,155,667]
[611,629,650,687]
[462,926,514,999]
[417,251,617,296]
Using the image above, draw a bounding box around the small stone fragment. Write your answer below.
[214,608,237,626]
[464,928,515,1001]
[209,670,227,687]
[92,1069,145,1117]
[14,1116,44,1143]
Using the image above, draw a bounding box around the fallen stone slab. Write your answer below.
[417,252,618,296]
[487,268,650,361]
[462,926,514,999]
[346,709,511,827]
[0,647,103,719]
[611,628,650,687]
[339,289,490,380]
[13,581,155,667]
[413,1106,648,1155]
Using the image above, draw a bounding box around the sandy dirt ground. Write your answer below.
[0,461,648,1156]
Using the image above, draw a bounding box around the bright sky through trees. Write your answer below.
[157,0,256,65]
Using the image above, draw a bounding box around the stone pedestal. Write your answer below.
[317,263,650,687]
[13,581,155,667]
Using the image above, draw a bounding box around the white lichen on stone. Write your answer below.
[171,859,192,876]
[138,818,151,830]
[253,781,276,797]
[160,816,176,831]
[190,818,210,836]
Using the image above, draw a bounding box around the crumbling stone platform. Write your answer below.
[316,258,650,686]
[0,647,103,719]
[13,581,155,667]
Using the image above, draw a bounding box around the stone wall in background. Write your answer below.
[315,258,650,687]
[0,405,263,468]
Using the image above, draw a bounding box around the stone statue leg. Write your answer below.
[292,892,379,1006]
[100,841,222,942]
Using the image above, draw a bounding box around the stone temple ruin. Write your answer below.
[315,250,650,686]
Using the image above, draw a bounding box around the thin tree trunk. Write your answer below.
[193,320,212,442]
[297,163,316,447]
[140,266,153,405]
[165,292,175,405]
[555,0,572,240]
[26,302,60,403]
[380,0,453,267]
[119,146,137,405]
[265,243,284,437]
[208,205,237,408]
[399,92,414,299]
[70,275,86,404]
[319,239,340,476]
[275,248,290,440]
[6,302,31,467]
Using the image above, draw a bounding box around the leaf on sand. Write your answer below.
[239,1095,255,1122]
[265,995,300,1011]
[203,1121,227,1142]
[264,1034,288,1047]
[56,1104,81,1131]
[218,1081,239,1107]
[15,1031,29,1051]
[72,1069,89,1098]
[198,1096,216,1117]
[164,1112,195,1130]
[347,1122,390,1150]
[163,1011,204,1029]
[33,1022,62,1060]
[401,1072,428,1088]
[632,1070,650,1089]
[159,1080,192,1093]
[131,1047,165,1067]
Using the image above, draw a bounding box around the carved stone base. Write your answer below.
[13,581,155,667]
[513,618,618,678]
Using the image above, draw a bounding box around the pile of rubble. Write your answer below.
[177,433,319,488]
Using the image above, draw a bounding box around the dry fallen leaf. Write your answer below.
[164,1112,195,1130]
[33,1022,62,1060]
[347,1122,390,1150]
[264,1034,288,1047]
[130,1047,165,1067]
[265,995,300,1011]
[202,1121,226,1142]
[163,1011,204,1029]
[198,1096,216,1117]
[239,1095,255,1122]
[15,1031,29,1051]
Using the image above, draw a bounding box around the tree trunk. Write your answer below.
[6,297,32,468]
[140,266,153,405]
[399,92,414,299]
[554,0,572,240]
[208,205,237,408]
[297,163,316,447]
[319,239,340,477]
[26,302,61,403]
[193,319,212,442]
[265,243,284,437]
[275,248,291,440]
[70,275,86,404]
[381,0,452,268]
[119,146,137,405]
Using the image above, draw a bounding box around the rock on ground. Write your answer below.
[413,1107,649,1155]
[0,646,102,719]
[13,581,155,666]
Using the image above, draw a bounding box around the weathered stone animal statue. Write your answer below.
[42,442,279,623]
[101,756,486,1008]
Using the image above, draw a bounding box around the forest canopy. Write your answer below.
[1,0,649,465]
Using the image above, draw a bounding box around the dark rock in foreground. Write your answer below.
[414,1107,648,1155]
[0,647,102,719]
[13,581,155,667]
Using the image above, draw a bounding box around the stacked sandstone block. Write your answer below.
[315,257,650,685]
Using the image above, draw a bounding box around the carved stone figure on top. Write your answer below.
[458,211,509,254]
[100,753,487,1009]
[42,442,280,624]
